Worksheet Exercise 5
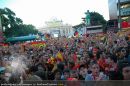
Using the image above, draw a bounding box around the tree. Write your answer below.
[4,24,38,37]
[73,11,107,32]
[90,12,106,25]
[0,7,38,38]
[0,8,18,29]
[19,24,38,36]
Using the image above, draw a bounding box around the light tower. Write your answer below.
[0,14,4,43]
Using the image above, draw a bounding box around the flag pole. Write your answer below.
[0,13,4,43]
[118,0,121,31]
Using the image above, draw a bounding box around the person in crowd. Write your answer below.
[118,59,130,80]
[0,31,130,83]
[79,65,88,80]
[85,63,109,80]
[53,69,62,80]
[26,66,42,81]
[116,47,127,61]
[68,61,75,70]
[67,70,78,80]
[62,69,70,80]
[34,64,47,80]
[0,67,7,83]
[8,72,21,84]
[107,55,118,80]
[122,62,130,80]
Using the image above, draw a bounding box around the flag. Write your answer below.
[122,21,128,28]
[47,57,56,64]
[29,41,46,48]
[74,31,79,37]
[56,52,64,62]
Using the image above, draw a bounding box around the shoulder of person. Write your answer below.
[28,75,42,81]
[35,75,43,79]
[85,74,93,81]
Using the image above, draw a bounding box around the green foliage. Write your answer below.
[90,12,106,25]
[73,11,106,30]
[4,24,38,38]
[0,7,38,38]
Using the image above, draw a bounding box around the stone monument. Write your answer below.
[85,10,91,26]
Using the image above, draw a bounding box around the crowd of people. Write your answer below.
[0,31,130,84]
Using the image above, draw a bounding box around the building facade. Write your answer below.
[86,25,103,34]
[108,0,130,29]
[39,19,74,37]
[73,24,103,36]
[108,0,118,20]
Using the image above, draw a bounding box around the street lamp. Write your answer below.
[118,0,122,31]
[0,14,3,42]
[82,18,87,35]
[0,14,5,43]
[0,14,2,31]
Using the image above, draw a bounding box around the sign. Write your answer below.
[121,8,130,16]
[120,0,130,3]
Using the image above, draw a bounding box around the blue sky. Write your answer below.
[0,0,109,28]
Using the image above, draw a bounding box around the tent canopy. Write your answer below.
[6,35,38,42]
